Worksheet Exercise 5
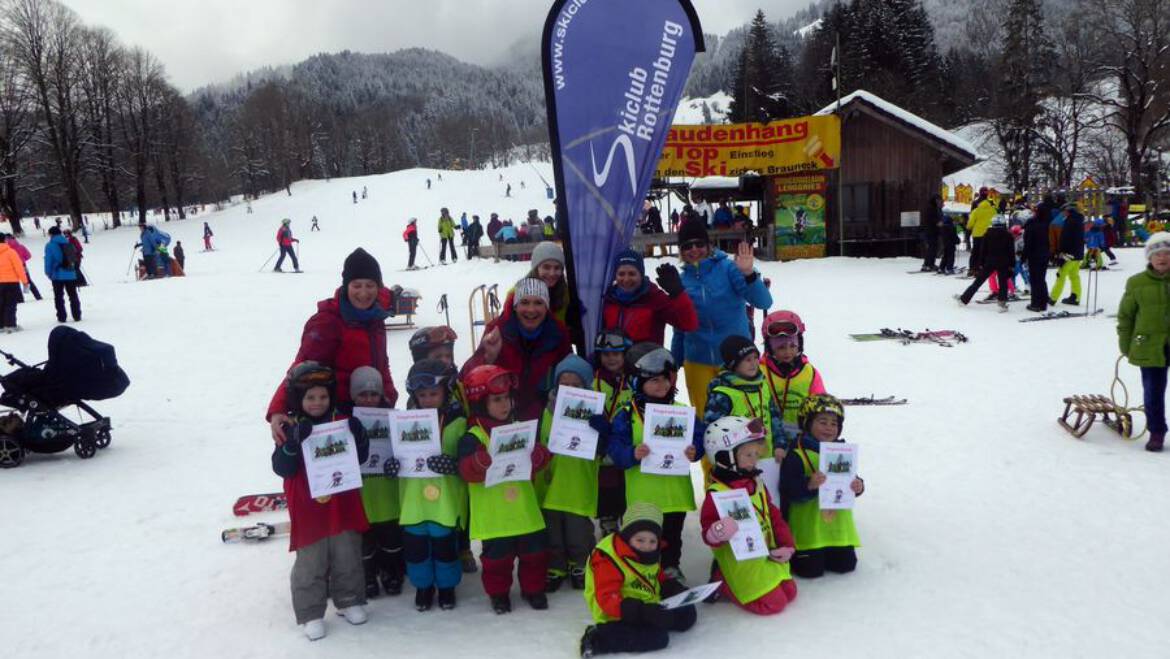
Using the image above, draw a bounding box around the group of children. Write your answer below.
[270,303,866,654]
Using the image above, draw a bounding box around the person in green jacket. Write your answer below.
[345,367,404,599]
[438,207,458,264]
[1117,232,1170,452]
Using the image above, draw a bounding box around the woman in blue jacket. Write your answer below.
[673,221,772,414]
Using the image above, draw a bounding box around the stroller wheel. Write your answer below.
[91,428,111,449]
[74,440,97,460]
[0,435,24,468]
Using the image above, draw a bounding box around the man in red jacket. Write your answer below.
[602,249,697,345]
[274,218,300,272]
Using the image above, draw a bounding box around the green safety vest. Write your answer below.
[706,481,789,604]
[762,361,815,427]
[398,416,468,529]
[536,409,600,517]
[787,440,861,551]
[712,378,776,452]
[466,424,545,541]
[625,403,696,513]
[594,374,633,420]
[584,533,661,623]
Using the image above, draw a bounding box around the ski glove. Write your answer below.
[655,263,684,297]
[588,414,611,435]
[769,547,795,563]
[347,417,365,439]
[704,516,739,545]
[426,454,459,475]
[295,420,315,444]
[531,443,552,473]
[383,457,401,478]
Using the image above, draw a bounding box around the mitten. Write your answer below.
[427,454,459,475]
[295,420,315,444]
[619,598,651,625]
[347,417,365,438]
[641,603,674,630]
[704,516,739,545]
[655,263,684,296]
[383,457,401,477]
[588,414,611,435]
[531,443,552,473]
[769,546,795,563]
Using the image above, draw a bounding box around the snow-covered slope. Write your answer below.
[2,164,1167,658]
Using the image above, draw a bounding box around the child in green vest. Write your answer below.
[704,335,790,463]
[457,364,553,613]
[780,394,864,578]
[344,366,404,599]
[392,359,467,612]
[607,345,704,581]
[700,417,797,614]
[408,326,477,573]
[580,502,696,657]
[539,354,604,592]
[593,329,634,536]
[759,310,827,432]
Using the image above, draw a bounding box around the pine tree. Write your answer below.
[992,0,1055,191]
[728,10,798,122]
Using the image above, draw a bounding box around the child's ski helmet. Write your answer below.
[763,309,806,353]
[798,394,845,434]
[703,416,767,470]
[406,358,457,395]
[463,365,517,402]
[594,328,632,353]
[409,326,458,361]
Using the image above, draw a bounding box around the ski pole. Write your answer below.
[258,248,278,272]
[437,294,450,327]
[125,246,140,278]
[418,243,435,267]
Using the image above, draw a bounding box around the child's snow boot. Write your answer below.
[302,618,326,641]
[569,567,587,590]
[580,626,598,658]
[523,592,549,610]
[545,570,566,593]
[438,588,457,610]
[363,559,380,598]
[338,604,368,625]
[415,586,435,612]
[380,569,403,596]
[490,594,512,614]
[1146,432,1165,453]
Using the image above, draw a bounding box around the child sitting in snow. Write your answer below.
[579,502,696,657]
[394,359,468,611]
[780,394,864,578]
[759,310,827,434]
[538,355,605,592]
[608,344,704,581]
[341,366,404,600]
[701,416,798,615]
[457,365,553,613]
[270,362,370,641]
[592,329,634,536]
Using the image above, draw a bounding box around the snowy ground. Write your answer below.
[2,165,1167,658]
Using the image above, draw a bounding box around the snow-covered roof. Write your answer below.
[816,90,980,160]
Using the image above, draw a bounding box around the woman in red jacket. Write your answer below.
[601,249,697,345]
[460,278,571,422]
[267,248,400,444]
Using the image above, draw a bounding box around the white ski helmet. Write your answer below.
[703,416,767,469]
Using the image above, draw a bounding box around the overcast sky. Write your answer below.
[61,0,811,92]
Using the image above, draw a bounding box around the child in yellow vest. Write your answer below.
[700,417,797,614]
[607,345,704,581]
[457,365,553,613]
[593,329,634,536]
[760,310,827,431]
[392,359,467,612]
[580,502,696,656]
[780,394,864,578]
[703,336,790,477]
[538,354,604,592]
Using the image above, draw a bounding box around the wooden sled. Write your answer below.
[384,288,420,331]
[1058,395,1135,439]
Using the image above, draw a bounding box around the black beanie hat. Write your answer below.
[720,335,759,370]
[342,248,382,288]
[677,220,709,246]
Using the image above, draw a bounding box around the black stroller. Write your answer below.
[0,326,130,467]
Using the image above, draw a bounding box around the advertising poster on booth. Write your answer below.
[772,173,828,260]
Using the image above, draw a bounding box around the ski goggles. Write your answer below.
[594,331,632,353]
[409,326,458,351]
[406,372,452,393]
[680,239,709,251]
[633,349,677,378]
[476,373,518,397]
[766,334,799,349]
[764,321,800,339]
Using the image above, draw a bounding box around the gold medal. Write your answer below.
[315,495,333,504]
[423,484,441,501]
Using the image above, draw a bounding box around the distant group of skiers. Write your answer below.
[401,208,556,269]
[0,225,87,331]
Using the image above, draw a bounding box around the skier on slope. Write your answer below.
[403,218,420,270]
[203,222,214,251]
[438,208,457,264]
[274,218,301,272]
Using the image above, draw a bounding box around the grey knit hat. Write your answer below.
[349,366,383,398]
[513,278,550,309]
[530,241,565,269]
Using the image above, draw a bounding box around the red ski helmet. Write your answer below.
[462,365,518,402]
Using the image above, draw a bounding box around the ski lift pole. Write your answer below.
[437,294,450,328]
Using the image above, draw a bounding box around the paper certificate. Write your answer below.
[659,581,722,609]
[710,488,769,561]
[819,442,859,510]
[549,386,606,459]
[389,409,443,479]
[353,407,394,476]
[485,420,538,488]
[640,403,695,476]
[757,459,781,508]
[302,419,363,499]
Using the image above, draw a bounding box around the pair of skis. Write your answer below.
[1018,309,1104,323]
[850,328,968,347]
[840,395,907,406]
[222,492,289,544]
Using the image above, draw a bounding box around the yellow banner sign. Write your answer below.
[656,116,841,178]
